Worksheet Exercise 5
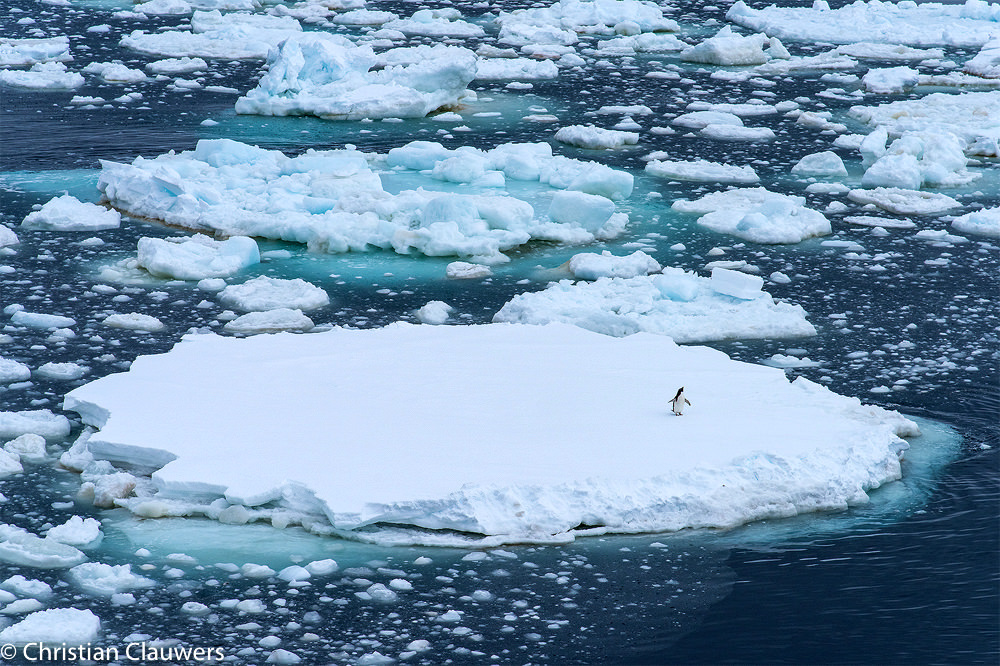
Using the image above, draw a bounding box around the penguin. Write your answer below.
[670,387,691,416]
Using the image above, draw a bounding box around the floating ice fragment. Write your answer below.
[102,313,166,333]
[69,563,154,595]
[21,195,121,231]
[791,151,847,177]
[218,276,329,312]
[566,250,661,280]
[711,267,764,300]
[847,188,962,215]
[0,358,31,384]
[224,309,315,335]
[415,301,453,325]
[950,207,1000,238]
[45,517,102,547]
[0,524,87,568]
[0,410,71,440]
[646,158,759,184]
[0,608,100,644]
[673,188,831,244]
[446,261,492,279]
[136,235,260,281]
[0,62,84,90]
[34,362,87,381]
[554,125,638,149]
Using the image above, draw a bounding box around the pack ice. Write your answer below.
[63,323,918,544]
[97,138,633,263]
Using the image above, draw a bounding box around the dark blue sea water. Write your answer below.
[0,0,997,663]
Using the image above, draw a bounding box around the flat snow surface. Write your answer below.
[65,323,916,541]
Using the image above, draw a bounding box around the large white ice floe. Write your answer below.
[234,34,477,120]
[63,323,918,544]
[0,608,100,644]
[964,37,1000,78]
[672,188,832,244]
[848,92,1000,156]
[120,10,303,59]
[21,195,121,231]
[727,0,1000,48]
[494,270,815,341]
[0,37,72,67]
[97,138,634,263]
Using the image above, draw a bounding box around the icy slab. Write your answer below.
[847,187,962,215]
[595,32,686,54]
[710,267,764,300]
[83,62,149,84]
[136,234,260,281]
[950,207,1000,237]
[10,310,75,330]
[672,111,744,129]
[700,124,776,142]
[672,188,832,244]
[495,272,815,341]
[566,250,661,280]
[554,125,639,149]
[102,313,166,332]
[235,35,477,120]
[0,358,31,384]
[476,58,558,80]
[964,37,1000,78]
[218,276,329,312]
[0,62,84,90]
[0,410,71,440]
[646,158,759,184]
[35,361,87,381]
[727,0,1000,48]
[98,138,633,263]
[0,608,100,644]
[146,57,208,75]
[0,36,71,67]
[680,26,787,66]
[69,563,154,596]
[21,195,121,231]
[223,309,314,335]
[834,42,945,61]
[0,524,87,568]
[121,10,303,60]
[860,130,976,190]
[848,91,1000,154]
[446,261,492,279]
[862,66,919,93]
[61,321,921,542]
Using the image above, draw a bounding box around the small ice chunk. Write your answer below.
[446,261,492,279]
[416,301,453,325]
[69,563,154,596]
[554,125,639,149]
[0,409,71,440]
[45,516,102,547]
[567,250,661,280]
[646,158,759,184]
[861,66,918,93]
[791,151,847,177]
[304,559,338,576]
[102,313,166,333]
[0,525,86,568]
[137,234,260,281]
[0,357,31,384]
[10,311,75,330]
[548,191,616,232]
[1,575,52,599]
[4,434,46,463]
[34,362,87,381]
[951,207,1000,238]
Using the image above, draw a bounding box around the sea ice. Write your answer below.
[135,235,260,281]
[791,151,848,177]
[554,125,639,149]
[218,276,329,312]
[98,138,634,262]
[700,124,776,142]
[496,0,679,39]
[862,66,919,93]
[69,563,154,596]
[34,362,87,380]
[4,434,47,462]
[964,37,1000,78]
[146,57,208,75]
[1,575,52,600]
[64,323,916,541]
[0,224,18,247]
[728,0,1000,48]
[234,34,477,120]
[0,358,31,384]
[0,36,71,67]
[672,188,832,244]
[446,261,492,279]
[833,42,945,61]
[46,516,102,547]
[0,410,71,440]
[21,196,121,232]
[847,187,962,215]
[0,62,84,90]
[223,309,315,335]
[672,111,744,129]
[0,608,100,644]
[0,524,87,568]
[565,250,661,280]
[950,207,1000,237]
[476,58,559,80]
[102,313,166,333]
[646,158,759,184]
[122,10,303,60]
[495,272,815,341]
[385,8,485,38]
[415,301,453,325]
[680,26,787,66]
[82,62,149,84]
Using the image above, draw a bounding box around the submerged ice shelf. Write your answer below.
[64,323,918,545]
